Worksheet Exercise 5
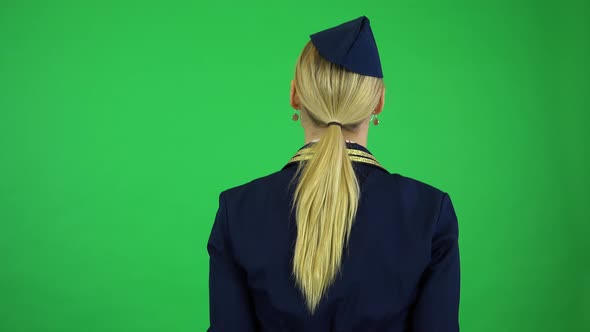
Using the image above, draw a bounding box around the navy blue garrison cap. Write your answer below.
[310,16,383,78]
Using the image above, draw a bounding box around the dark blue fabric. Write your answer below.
[207,142,460,331]
[310,16,383,78]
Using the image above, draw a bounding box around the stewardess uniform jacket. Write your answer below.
[207,141,460,332]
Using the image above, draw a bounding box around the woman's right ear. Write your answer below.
[290,80,300,110]
[374,87,385,115]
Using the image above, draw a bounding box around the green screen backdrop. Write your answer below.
[1,1,588,331]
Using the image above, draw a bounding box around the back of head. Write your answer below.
[291,40,384,313]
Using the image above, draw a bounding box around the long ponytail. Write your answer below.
[292,124,359,313]
[291,41,384,313]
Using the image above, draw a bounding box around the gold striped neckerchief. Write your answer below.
[285,143,386,171]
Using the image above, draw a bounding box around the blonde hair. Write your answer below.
[291,41,385,313]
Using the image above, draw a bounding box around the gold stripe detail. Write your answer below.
[287,153,386,171]
[294,148,377,161]
[349,156,387,170]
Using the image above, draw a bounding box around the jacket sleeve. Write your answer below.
[207,192,258,332]
[411,192,461,332]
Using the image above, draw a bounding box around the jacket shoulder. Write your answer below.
[376,171,450,212]
[388,172,447,196]
[218,168,294,203]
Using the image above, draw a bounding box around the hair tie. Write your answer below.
[327,121,343,127]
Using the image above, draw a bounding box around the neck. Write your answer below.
[304,128,368,147]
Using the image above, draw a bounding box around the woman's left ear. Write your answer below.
[374,88,385,115]
[290,80,300,110]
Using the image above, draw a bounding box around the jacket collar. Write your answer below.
[282,141,388,172]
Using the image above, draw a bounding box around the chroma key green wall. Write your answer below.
[0,1,588,331]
